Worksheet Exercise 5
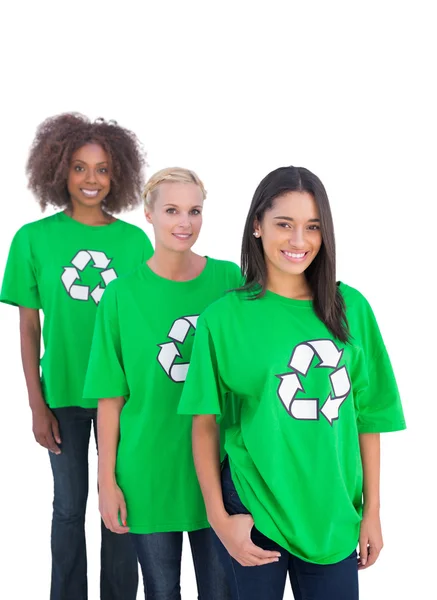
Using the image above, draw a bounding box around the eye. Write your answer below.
[166,208,177,214]
[74,165,84,172]
[277,222,292,229]
[308,225,321,231]
[98,167,108,174]
[190,209,201,216]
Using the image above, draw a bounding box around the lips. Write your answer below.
[172,233,192,240]
[81,189,100,198]
[281,250,309,262]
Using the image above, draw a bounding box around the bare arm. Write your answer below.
[192,415,280,566]
[19,307,61,453]
[97,397,129,534]
[358,433,383,568]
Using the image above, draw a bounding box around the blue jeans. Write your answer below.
[131,528,230,600]
[49,407,138,600]
[215,459,359,600]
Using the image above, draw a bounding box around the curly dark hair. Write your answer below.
[26,113,146,213]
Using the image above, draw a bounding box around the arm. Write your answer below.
[358,433,383,569]
[97,397,129,534]
[192,415,280,566]
[19,307,61,453]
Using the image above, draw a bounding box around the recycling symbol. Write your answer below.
[276,339,351,425]
[61,250,118,304]
[157,315,199,383]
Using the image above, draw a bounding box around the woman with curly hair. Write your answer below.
[0,113,153,600]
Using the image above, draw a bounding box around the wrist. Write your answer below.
[29,395,47,411]
[363,501,380,516]
[208,508,230,531]
[98,470,117,487]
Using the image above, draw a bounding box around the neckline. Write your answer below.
[142,257,211,286]
[264,289,313,308]
[58,211,122,229]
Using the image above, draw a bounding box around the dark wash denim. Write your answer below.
[214,458,359,600]
[131,528,231,600]
[49,407,138,600]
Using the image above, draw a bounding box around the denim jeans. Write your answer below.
[131,528,230,600]
[49,407,138,600]
[215,459,359,600]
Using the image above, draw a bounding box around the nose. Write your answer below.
[288,227,306,249]
[85,168,97,184]
[178,213,191,229]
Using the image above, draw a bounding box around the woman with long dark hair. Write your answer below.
[179,166,405,600]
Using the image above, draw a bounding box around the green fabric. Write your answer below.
[83,258,242,534]
[0,212,153,409]
[178,283,406,564]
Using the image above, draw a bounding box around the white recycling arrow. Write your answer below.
[168,319,192,343]
[91,285,105,305]
[70,284,89,301]
[277,373,319,420]
[330,365,350,397]
[289,343,314,375]
[307,340,343,368]
[320,394,348,424]
[170,363,190,383]
[89,251,111,269]
[157,342,181,376]
[61,267,79,292]
[101,268,117,286]
[72,250,92,271]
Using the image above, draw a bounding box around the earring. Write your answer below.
[253,231,260,238]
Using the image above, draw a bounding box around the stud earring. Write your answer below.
[253,231,260,238]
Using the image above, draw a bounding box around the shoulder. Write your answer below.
[199,289,244,327]
[338,282,373,313]
[207,257,240,273]
[9,214,60,244]
[114,219,149,237]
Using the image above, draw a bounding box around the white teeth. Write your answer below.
[283,251,306,258]
[173,234,191,238]
[81,189,99,197]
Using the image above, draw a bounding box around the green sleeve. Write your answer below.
[141,230,154,261]
[83,283,129,399]
[355,304,406,434]
[178,316,226,416]
[0,226,42,309]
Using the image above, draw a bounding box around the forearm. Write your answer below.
[19,307,45,410]
[192,415,228,529]
[97,397,124,485]
[359,433,381,513]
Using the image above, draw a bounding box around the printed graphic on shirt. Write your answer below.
[157,315,199,383]
[276,339,351,425]
[61,250,118,304]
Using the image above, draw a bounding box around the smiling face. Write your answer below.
[254,191,322,283]
[145,181,204,253]
[67,143,111,209]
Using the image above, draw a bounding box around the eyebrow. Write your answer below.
[72,159,108,165]
[163,203,203,209]
[273,216,320,222]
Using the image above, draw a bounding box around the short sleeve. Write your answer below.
[0,226,42,309]
[178,316,226,416]
[354,301,406,434]
[83,283,129,399]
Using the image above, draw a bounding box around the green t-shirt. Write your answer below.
[83,258,241,534]
[178,284,406,564]
[0,212,153,409]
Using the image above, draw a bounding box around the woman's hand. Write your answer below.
[32,403,61,454]
[358,509,383,569]
[99,481,130,534]
[214,513,281,567]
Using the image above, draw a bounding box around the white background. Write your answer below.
[0,1,435,598]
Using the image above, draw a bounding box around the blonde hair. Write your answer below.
[142,167,207,208]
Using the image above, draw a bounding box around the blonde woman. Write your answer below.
[84,168,239,599]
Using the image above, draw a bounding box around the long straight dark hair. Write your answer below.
[240,166,349,343]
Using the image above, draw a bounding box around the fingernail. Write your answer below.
[362,559,367,565]
[123,520,127,526]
